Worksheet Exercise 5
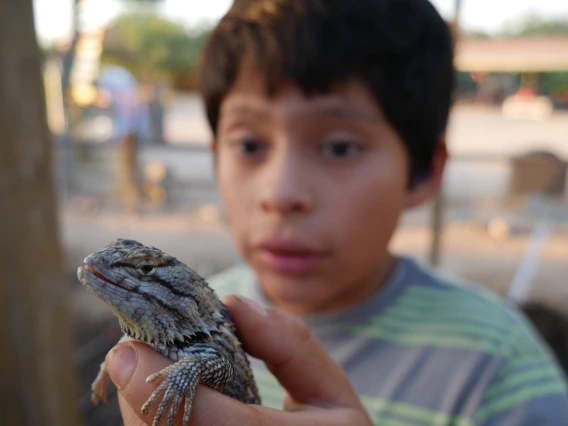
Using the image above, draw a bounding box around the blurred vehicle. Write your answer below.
[502,86,554,120]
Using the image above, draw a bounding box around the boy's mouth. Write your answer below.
[257,239,325,274]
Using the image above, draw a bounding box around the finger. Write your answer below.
[118,393,149,426]
[223,295,364,411]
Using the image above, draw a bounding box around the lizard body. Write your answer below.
[77,238,261,426]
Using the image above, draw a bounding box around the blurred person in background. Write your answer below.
[104,1,568,425]
[96,65,150,212]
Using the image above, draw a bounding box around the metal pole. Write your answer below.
[508,220,553,304]
[452,0,463,37]
[429,1,463,267]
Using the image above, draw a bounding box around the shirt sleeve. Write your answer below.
[476,316,568,425]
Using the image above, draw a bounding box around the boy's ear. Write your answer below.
[405,139,448,209]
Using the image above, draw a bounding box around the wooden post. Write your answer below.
[0,1,81,425]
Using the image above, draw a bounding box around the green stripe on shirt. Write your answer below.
[485,365,566,399]
[476,381,568,422]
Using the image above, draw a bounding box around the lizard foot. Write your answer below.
[141,344,235,426]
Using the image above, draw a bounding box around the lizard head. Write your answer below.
[77,238,224,349]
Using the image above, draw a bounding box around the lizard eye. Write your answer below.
[140,265,155,274]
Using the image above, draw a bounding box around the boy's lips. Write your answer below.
[256,239,326,274]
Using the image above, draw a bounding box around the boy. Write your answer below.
[107,0,568,424]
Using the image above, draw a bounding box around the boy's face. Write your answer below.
[214,65,442,314]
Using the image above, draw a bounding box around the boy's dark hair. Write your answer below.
[199,0,455,183]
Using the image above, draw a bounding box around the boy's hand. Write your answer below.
[105,295,372,426]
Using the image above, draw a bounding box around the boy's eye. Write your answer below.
[243,140,261,153]
[237,138,267,157]
[321,141,362,158]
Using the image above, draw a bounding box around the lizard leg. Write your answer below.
[91,334,132,405]
[91,361,109,405]
[141,343,235,426]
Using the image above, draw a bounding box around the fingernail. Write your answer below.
[233,295,267,317]
[106,343,137,389]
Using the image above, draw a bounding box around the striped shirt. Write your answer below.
[209,256,568,425]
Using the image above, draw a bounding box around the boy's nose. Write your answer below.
[259,153,314,215]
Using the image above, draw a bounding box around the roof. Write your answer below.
[455,37,568,72]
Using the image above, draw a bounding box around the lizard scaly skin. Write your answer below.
[77,238,261,426]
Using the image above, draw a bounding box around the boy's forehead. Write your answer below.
[220,97,382,124]
[220,66,384,122]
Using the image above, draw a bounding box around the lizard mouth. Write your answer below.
[83,264,134,293]
[80,264,171,315]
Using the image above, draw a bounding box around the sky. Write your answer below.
[34,0,568,45]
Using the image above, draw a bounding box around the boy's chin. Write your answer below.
[259,273,341,314]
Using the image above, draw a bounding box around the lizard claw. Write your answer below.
[142,360,200,426]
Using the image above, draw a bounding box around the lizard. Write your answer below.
[77,238,261,426]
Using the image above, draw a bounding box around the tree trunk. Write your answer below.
[0,1,81,425]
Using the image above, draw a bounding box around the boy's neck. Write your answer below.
[264,253,398,316]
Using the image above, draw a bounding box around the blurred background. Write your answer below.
[1,0,567,425]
